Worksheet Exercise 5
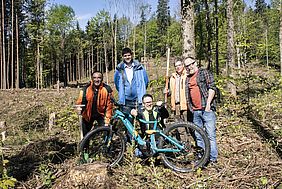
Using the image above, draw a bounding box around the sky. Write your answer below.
[49,0,271,30]
[48,0,180,30]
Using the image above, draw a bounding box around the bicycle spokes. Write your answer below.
[159,122,210,172]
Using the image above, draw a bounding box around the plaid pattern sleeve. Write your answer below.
[197,69,217,110]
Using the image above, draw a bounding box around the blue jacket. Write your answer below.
[114,60,149,104]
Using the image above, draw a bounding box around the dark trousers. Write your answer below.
[82,115,104,137]
[173,104,193,122]
[122,99,142,143]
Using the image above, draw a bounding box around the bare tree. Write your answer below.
[11,0,14,88]
[16,10,19,89]
[280,0,282,76]
[2,0,6,89]
[181,0,196,58]
[215,0,219,75]
[227,0,235,76]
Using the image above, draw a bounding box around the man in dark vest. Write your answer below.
[131,94,169,137]
[76,71,113,137]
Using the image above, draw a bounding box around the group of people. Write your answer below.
[76,47,218,164]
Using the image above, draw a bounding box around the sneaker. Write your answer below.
[210,160,217,164]
[205,160,217,167]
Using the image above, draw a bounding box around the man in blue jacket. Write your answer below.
[114,47,149,113]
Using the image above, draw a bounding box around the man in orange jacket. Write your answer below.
[76,71,113,137]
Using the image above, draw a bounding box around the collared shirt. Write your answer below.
[188,70,202,110]
[125,63,134,85]
[175,74,181,103]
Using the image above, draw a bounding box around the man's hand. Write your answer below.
[156,101,163,106]
[163,88,170,94]
[74,105,85,115]
[130,109,138,117]
[205,103,212,112]
[76,107,82,114]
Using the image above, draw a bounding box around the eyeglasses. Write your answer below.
[92,76,102,79]
[185,61,196,68]
[123,54,131,58]
[144,101,152,104]
[175,64,182,67]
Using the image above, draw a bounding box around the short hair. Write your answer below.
[122,47,132,56]
[174,57,183,66]
[184,57,196,66]
[91,70,103,78]
[142,94,153,101]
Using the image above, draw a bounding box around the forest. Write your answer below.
[0,0,281,89]
[0,0,282,188]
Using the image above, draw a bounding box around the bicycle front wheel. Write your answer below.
[79,126,125,167]
[159,122,210,172]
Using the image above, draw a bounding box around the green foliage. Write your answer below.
[260,176,268,186]
[56,106,78,131]
[38,163,56,187]
[46,4,75,35]
[167,19,182,57]
[0,145,17,189]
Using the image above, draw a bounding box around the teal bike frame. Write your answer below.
[112,108,185,154]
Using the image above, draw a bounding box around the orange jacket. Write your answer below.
[169,70,187,111]
[76,82,113,124]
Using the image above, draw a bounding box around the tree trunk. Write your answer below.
[88,50,91,79]
[2,0,6,89]
[0,9,2,89]
[11,0,14,89]
[279,0,282,76]
[36,41,40,89]
[215,0,219,75]
[7,33,10,89]
[81,50,84,79]
[91,45,94,74]
[96,47,99,72]
[16,11,19,89]
[227,0,235,76]
[181,0,196,58]
[204,0,212,70]
[144,22,147,62]
[103,38,109,84]
[77,52,80,81]
[265,28,269,68]
[114,18,117,70]
[133,26,136,58]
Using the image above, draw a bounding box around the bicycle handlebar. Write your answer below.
[110,97,124,108]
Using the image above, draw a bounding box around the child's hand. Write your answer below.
[156,101,163,106]
[130,109,138,117]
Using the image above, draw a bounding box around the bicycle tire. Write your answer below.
[79,126,125,167]
[159,122,210,172]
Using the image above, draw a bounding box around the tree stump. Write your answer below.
[227,81,237,97]
[53,162,116,189]
[48,112,56,131]
[0,121,6,142]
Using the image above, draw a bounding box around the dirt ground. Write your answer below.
[0,61,281,188]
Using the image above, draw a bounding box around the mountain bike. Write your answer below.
[79,98,210,172]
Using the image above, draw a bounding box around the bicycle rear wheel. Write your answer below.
[159,122,210,172]
[79,126,125,167]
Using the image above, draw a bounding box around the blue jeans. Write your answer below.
[193,110,218,162]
